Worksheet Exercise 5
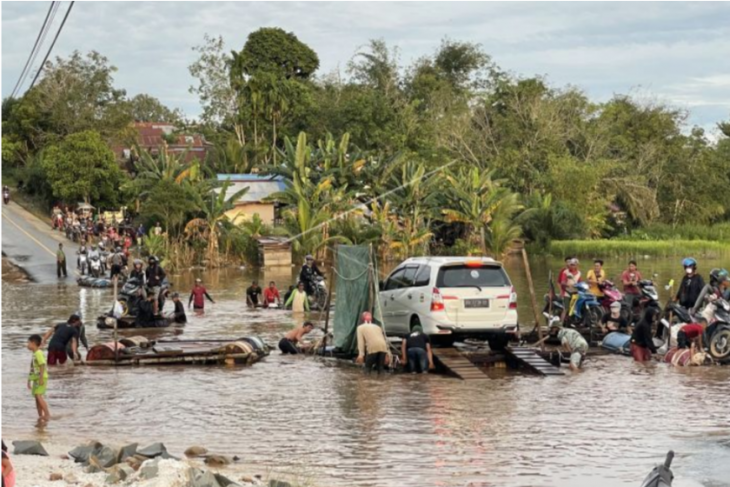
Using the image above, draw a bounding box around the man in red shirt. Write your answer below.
[189,279,215,312]
[263,281,281,308]
[677,322,704,349]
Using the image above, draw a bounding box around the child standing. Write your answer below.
[27,335,50,422]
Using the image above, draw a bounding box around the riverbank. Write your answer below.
[8,438,312,487]
[550,239,730,258]
[2,256,32,283]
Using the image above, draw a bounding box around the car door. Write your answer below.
[390,265,419,333]
[380,267,406,334]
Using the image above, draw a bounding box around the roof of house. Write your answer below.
[134,122,207,150]
[216,174,287,203]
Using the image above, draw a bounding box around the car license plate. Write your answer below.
[465,299,490,308]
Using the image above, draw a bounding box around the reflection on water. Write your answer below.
[2,260,730,487]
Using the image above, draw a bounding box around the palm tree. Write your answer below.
[185,180,249,267]
[443,167,523,256]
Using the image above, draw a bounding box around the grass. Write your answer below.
[550,239,730,258]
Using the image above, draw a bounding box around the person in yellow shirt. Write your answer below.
[586,259,606,298]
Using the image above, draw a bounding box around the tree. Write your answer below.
[141,180,197,235]
[189,35,239,128]
[233,27,319,80]
[127,94,183,123]
[41,130,124,206]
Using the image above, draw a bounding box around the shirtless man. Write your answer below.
[278,321,315,354]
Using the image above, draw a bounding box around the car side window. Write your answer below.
[402,266,418,288]
[413,265,431,287]
[385,268,407,291]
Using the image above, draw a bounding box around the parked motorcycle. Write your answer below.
[704,297,730,362]
[117,277,171,317]
[636,279,662,324]
[565,282,603,340]
[640,451,674,487]
[310,275,328,310]
[598,280,632,320]
[89,254,102,278]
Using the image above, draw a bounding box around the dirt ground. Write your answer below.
[2,256,31,283]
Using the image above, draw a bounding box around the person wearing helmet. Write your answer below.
[601,301,629,334]
[675,258,705,310]
[145,256,166,309]
[109,246,126,280]
[129,259,146,284]
[299,255,324,297]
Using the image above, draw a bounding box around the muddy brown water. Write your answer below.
[2,256,729,486]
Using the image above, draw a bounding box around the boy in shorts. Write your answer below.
[27,335,50,421]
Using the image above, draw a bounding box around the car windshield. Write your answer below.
[436,265,509,288]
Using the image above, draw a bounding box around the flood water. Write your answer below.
[2,256,730,486]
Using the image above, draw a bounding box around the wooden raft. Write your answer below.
[505,346,565,376]
[433,347,491,380]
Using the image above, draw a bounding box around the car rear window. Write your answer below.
[436,265,509,288]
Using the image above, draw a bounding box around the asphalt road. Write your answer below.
[2,201,74,284]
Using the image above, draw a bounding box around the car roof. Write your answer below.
[399,256,502,267]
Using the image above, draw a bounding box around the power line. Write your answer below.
[22,2,61,92]
[28,1,75,91]
[9,2,56,98]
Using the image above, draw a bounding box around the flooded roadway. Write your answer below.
[2,261,730,487]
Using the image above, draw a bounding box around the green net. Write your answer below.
[332,245,384,354]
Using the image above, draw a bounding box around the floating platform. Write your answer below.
[86,336,269,367]
[77,276,120,288]
[96,315,179,330]
[432,347,491,380]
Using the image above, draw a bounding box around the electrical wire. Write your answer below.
[9,1,56,98]
[28,1,75,91]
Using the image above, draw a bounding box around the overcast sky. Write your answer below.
[2,1,729,134]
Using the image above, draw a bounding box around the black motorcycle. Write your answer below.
[706,298,730,362]
[117,277,170,317]
[640,451,674,487]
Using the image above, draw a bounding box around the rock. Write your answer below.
[240,476,255,484]
[117,443,138,463]
[160,451,181,461]
[12,440,49,456]
[49,472,63,481]
[124,456,143,471]
[85,464,103,474]
[190,469,222,487]
[60,454,70,460]
[105,464,134,484]
[137,442,167,458]
[139,458,161,480]
[91,445,119,468]
[204,454,232,467]
[215,473,240,487]
[185,446,209,457]
[69,442,102,465]
[269,481,292,487]
[65,473,79,484]
[232,455,241,462]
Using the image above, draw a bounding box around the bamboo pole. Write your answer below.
[113,276,119,363]
[521,247,544,350]
[321,264,335,355]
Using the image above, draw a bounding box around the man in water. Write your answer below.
[145,256,166,309]
[284,282,310,312]
[355,312,390,374]
[56,243,67,278]
[263,281,281,308]
[548,323,588,371]
[401,325,434,374]
[171,292,187,324]
[246,281,262,307]
[189,279,215,311]
[135,292,163,327]
[278,321,315,354]
[41,314,81,365]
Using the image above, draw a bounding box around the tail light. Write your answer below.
[431,287,444,311]
[509,287,518,309]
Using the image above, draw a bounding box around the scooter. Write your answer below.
[565,282,603,340]
[704,298,730,362]
[598,280,632,320]
[89,254,102,278]
[310,275,329,310]
[640,451,674,487]
[3,189,9,205]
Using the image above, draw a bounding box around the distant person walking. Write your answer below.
[56,243,67,278]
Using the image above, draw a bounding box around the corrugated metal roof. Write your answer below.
[219,181,287,203]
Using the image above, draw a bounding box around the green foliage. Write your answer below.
[127,94,183,123]
[141,180,197,236]
[41,130,124,206]
[233,27,319,80]
[551,239,730,258]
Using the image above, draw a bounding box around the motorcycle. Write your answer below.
[117,277,171,317]
[77,253,88,276]
[565,282,604,340]
[310,275,328,310]
[637,279,662,324]
[640,451,674,487]
[89,254,102,278]
[704,297,730,362]
[598,280,632,320]
[3,189,9,205]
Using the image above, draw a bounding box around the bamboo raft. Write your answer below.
[86,336,269,367]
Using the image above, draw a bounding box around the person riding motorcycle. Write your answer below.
[299,254,324,296]
[129,259,146,283]
[110,247,126,279]
[3,185,10,204]
[145,256,167,309]
[76,241,88,269]
[675,258,705,311]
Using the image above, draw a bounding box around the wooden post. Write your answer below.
[521,247,544,350]
[321,264,335,355]
[113,276,119,364]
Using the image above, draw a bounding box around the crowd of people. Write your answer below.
[550,256,728,368]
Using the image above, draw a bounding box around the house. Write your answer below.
[256,236,292,268]
[217,174,287,226]
[115,122,211,167]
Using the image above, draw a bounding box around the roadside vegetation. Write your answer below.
[3,28,730,267]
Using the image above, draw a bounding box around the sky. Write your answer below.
[2,1,729,135]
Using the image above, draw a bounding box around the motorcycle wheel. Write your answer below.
[709,329,730,360]
[316,288,328,310]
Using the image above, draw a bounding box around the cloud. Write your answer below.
[2,1,728,128]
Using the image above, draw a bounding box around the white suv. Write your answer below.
[379,257,518,349]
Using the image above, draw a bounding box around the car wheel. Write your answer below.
[710,328,730,360]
